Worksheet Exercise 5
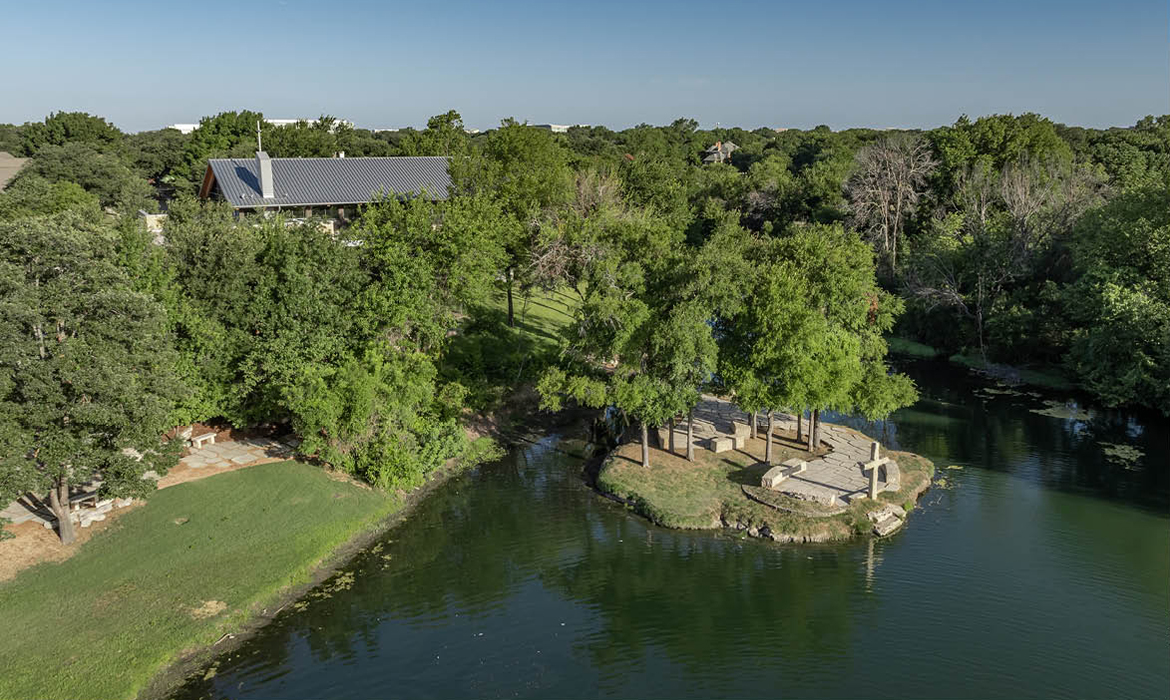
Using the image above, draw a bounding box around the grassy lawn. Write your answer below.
[886,336,1076,392]
[887,336,941,358]
[599,432,934,542]
[0,461,400,700]
[948,350,1075,390]
[599,432,821,529]
[492,286,578,350]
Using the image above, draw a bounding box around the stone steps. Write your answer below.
[872,514,903,537]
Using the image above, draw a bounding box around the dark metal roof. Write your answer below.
[205,156,451,208]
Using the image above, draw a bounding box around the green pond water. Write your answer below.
[172,361,1170,699]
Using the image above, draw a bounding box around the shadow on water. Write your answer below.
[170,362,1169,700]
[825,359,1170,514]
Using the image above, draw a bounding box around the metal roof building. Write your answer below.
[200,153,451,210]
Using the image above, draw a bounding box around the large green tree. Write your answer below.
[1065,184,1170,413]
[0,213,183,543]
[473,119,573,326]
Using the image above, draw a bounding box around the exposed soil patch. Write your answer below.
[189,600,227,620]
[0,502,142,582]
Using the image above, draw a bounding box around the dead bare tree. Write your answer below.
[845,134,937,275]
[906,158,1103,359]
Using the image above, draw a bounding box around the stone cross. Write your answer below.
[863,441,890,499]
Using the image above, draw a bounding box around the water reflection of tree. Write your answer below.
[541,524,865,680]
[891,362,1169,511]
[178,443,873,697]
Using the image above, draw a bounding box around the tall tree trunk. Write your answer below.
[797,410,803,442]
[668,417,676,455]
[48,476,75,545]
[750,409,757,439]
[765,410,774,465]
[976,308,986,362]
[506,268,516,328]
[686,408,695,462]
[807,410,815,451]
[811,409,821,453]
[641,422,649,467]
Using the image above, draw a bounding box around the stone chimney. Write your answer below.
[256,151,274,199]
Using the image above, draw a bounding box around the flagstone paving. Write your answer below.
[669,395,899,508]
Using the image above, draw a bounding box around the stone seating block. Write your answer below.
[882,460,901,491]
[761,465,788,489]
[731,422,751,439]
[710,437,733,453]
[733,435,746,449]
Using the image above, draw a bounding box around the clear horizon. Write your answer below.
[1,0,1167,133]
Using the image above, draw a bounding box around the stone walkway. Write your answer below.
[661,395,899,508]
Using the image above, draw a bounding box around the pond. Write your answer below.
[172,361,1170,699]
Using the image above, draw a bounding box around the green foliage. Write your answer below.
[19,111,123,156]
[286,346,468,490]
[720,224,916,419]
[0,174,100,219]
[0,212,184,508]
[1065,184,1170,412]
[17,142,156,212]
[139,189,509,488]
[124,128,189,183]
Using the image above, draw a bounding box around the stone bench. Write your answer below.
[710,436,734,453]
[190,432,217,449]
[761,458,807,489]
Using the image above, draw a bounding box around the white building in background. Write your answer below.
[533,124,589,133]
[166,118,354,135]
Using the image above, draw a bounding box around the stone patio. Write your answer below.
[658,395,899,508]
[173,436,294,471]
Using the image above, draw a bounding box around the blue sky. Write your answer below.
[1,0,1166,132]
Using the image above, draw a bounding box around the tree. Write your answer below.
[0,212,183,543]
[19,111,122,156]
[906,157,1103,358]
[537,200,714,467]
[0,175,99,220]
[720,224,914,453]
[845,133,936,274]
[18,142,156,213]
[177,110,265,191]
[1064,184,1170,413]
[125,128,190,183]
[401,110,469,159]
[475,119,573,326]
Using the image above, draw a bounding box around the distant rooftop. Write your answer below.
[533,124,589,133]
[0,152,28,191]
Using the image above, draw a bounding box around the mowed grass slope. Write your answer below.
[0,461,399,700]
[494,286,578,349]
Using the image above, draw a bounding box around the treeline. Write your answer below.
[4,110,1164,414]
